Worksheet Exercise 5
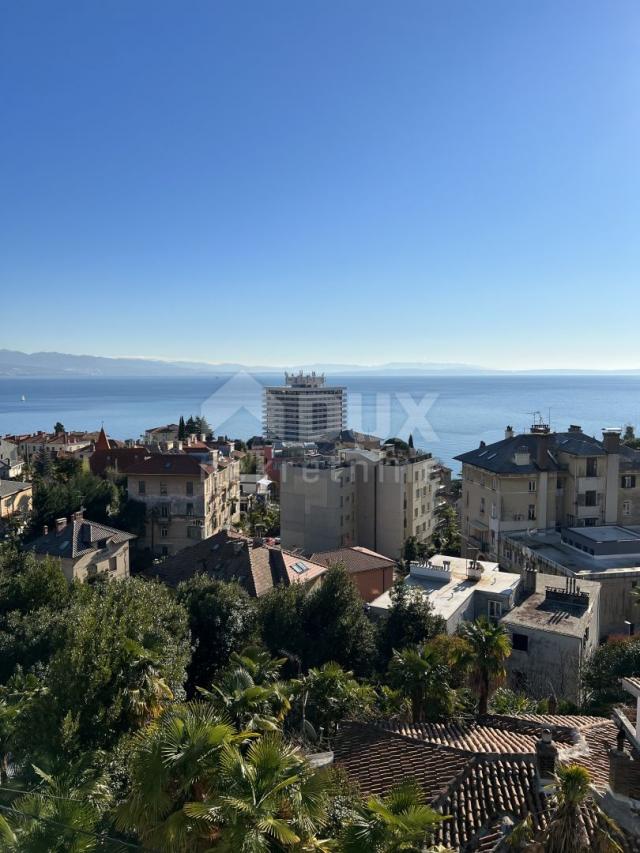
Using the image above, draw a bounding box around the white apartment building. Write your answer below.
[263,372,346,442]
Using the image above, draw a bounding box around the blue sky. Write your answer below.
[1,1,638,369]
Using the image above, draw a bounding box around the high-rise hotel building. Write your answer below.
[263,372,346,442]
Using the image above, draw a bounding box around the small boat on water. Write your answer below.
[21,394,26,402]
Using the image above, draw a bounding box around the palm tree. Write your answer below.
[116,701,248,851]
[537,764,623,853]
[0,759,112,853]
[121,636,173,726]
[296,661,376,741]
[199,648,292,733]
[457,617,511,716]
[388,645,454,723]
[340,779,444,853]
[184,732,331,852]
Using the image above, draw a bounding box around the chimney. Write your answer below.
[479,440,486,448]
[568,424,582,433]
[505,425,514,440]
[536,729,558,783]
[42,524,48,536]
[73,508,84,521]
[536,431,552,470]
[55,517,67,534]
[602,428,621,454]
[173,440,183,451]
[200,433,207,442]
[547,694,558,715]
[523,563,538,596]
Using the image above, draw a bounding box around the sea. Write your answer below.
[1,374,640,473]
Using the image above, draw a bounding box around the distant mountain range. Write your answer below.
[0,350,639,378]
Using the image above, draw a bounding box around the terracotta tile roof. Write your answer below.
[333,722,471,801]
[382,719,542,754]
[89,447,148,475]
[334,716,640,852]
[310,546,397,574]
[434,755,547,851]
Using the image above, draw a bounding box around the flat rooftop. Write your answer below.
[504,528,640,578]
[567,525,640,544]
[369,555,520,621]
[501,573,599,638]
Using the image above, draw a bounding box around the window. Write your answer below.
[109,557,117,572]
[623,500,632,516]
[160,504,169,518]
[488,600,502,620]
[586,458,598,477]
[186,481,194,496]
[480,497,485,514]
[556,478,563,491]
[160,527,168,537]
[622,475,636,489]
[528,504,536,521]
[585,490,597,507]
[491,477,497,490]
[138,480,146,495]
[528,480,536,492]
[160,482,168,496]
[512,633,529,652]
[161,545,168,557]
[491,502,497,519]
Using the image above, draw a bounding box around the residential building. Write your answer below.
[0,480,32,529]
[500,525,640,637]
[123,452,240,557]
[279,445,444,560]
[89,427,149,475]
[280,458,357,553]
[146,529,326,596]
[500,568,600,702]
[263,372,346,441]
[142,423,181,444]
[369,555,521,632]
[455,423,640,560]
[28,512,135,582]
[333,711,640,848]
[0,438,24,479]
[310,545,396,602]
[368,554,599,702]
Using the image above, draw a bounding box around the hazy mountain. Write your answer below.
[0,350,638,378]
[0,350,488,377]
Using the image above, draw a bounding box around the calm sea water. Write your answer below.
[1,374,640,472]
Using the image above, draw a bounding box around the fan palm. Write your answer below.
[184,731,331,852]
[296,661,376,741]
[115,701,248,851]
[121,636,174,725]
[539,764,623,853]
[0,759,112,853]
[387,646,454,722]
[457,617,511,716]
[340,779,444,853]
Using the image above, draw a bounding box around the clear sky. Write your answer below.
[1,1,638,370]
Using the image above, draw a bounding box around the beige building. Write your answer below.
[456,424,640,561]
[28,513,134,582]
[280,445,444,560]
[0,480,32,528]
[124,452,240,557]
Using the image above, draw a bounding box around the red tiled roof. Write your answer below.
[333,722,471,801]
[310,546,396,574]
[383,719,543,754]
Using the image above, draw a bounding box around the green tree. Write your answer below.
[176,576,257,694]
[178,415,186,440]
[13,578,190,763]
[184,733,331,852]
[199,647,292,732]
[295,661,375,741]
[116,702,246,851]
[240,453,258,474]
[388,645,454,723]
[53,422,65,434]
[0,759,112,853]
[457,617,511,716]
[537,764,623,853]
[378,581,445,667]
[303,565,377,676]
[430,505,461,557]
[259,583,311,676]
[582,635,640,709]
[340,780,444,853]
